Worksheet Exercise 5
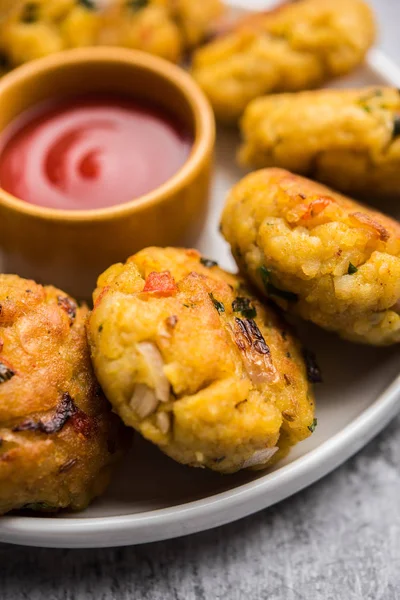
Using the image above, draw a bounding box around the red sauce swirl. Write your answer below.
[0,95,192,210]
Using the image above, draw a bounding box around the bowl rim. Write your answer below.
[0,47,215,223]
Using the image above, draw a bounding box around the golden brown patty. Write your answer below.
[0,274,127,516]
[161,0,224,49]
[221,169,400,345]
[87,247,316,474]
[0,0,224,70]
[191,0,375,122]
[239,87,400,198]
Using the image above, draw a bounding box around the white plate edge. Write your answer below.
[1,370,400,548]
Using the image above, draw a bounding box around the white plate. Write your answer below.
[1,2,400,548]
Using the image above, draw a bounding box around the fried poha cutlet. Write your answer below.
[191,0,375,122]
[0,274,126,515]
[239,87,400,198]
[221,169,400,345]
[0,0,225,69]
[87,247,316,474]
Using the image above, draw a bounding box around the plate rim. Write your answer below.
[1,48,400,548]
[1,370,400,548]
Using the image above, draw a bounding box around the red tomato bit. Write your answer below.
[302,197,332,220]
[143,271,178,297]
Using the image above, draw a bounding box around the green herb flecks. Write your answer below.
[22,502,57,512]
[358,89,383,113]
[209,293,225,314]
[0,361,15,384]
[259,266,298,302]
[21,2,39,22]
[127,0,149,10]
[348,262,358,275]
[393,116,400,138]
[78,0,96,10]
[232,297,257,319]
[308,418,318,433]
[200,257,218,268]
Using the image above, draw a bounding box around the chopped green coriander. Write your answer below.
[393,116,400,138]
[358,90,383,113]
[232,297,257,319]
[348,262,358,275]
[21,2,39,22]
[209,293,225,314]
[200,257,218,268]
[259,266,298,302]
[308,418,318,433]
[369,89,383,98]
[98,324,103,333]
[22,502,56,512]
[78,0,96,9]
[127,0,149,10]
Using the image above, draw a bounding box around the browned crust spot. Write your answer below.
[13,392,78,435]
[350,212,390,241]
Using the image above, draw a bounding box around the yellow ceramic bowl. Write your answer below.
[0,47,215,298]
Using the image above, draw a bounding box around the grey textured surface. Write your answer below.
[0,2,400,599]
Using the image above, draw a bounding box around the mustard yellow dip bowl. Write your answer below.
[0,47,215,298]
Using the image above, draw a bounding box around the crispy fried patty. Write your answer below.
[88,247,316,474]
[191,0,375,122]
[0,274,126,515]
[239,87,400,198]
[0,0,224,69]
[221,169,400,345]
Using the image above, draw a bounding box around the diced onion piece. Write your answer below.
[130,384,159,419]
[242,447,278,469]
[156,412,171,434]
[137,342,170,403]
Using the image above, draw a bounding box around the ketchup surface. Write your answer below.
[0,95,192,210]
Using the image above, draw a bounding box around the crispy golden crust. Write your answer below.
[0,275,127,516]
[0,0,224,69]
[163,0,224,49]
[88,247,315,474]
[97,0,183,62]
[239,87,400,197]
[221,169,400,345]
[191,0,375,122]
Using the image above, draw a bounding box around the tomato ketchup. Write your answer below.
[0,95,192,210]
